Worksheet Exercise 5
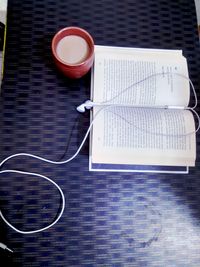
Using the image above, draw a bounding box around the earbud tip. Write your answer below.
[77,104,85,113]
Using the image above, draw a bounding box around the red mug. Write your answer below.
[51,27,95,79]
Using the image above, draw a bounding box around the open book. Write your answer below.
[89,45,196,173]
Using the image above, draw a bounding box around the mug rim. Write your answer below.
[51,26,94,67]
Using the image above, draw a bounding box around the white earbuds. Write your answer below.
[77,100,96,113]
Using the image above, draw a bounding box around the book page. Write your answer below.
[91,107,196,166]
[93,45,190,107]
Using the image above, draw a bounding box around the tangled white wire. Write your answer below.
[0,170,65,234]
[0,72,198,234]
[0,108,102,234]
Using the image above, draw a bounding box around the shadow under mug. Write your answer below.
[51,26,95,79]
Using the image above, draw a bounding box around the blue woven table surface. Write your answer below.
[0,0,200,266]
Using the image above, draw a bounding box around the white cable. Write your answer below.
[98,72,198,110]
[107,106,200,137]
[0,108,103,167]
[0,170,65,234]
[0,108,103,234]
[0,242,13,252]
[77,71,200,135]
[187,107,200,133]
[0,72,198,234]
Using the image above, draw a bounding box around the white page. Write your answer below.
[93,45,190,108]
[91,107,196,166]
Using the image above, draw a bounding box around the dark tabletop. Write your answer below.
[0,0,200,266]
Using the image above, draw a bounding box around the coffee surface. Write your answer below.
[56,35,89,64]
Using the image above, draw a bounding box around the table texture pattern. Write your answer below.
[0,0,200,266]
